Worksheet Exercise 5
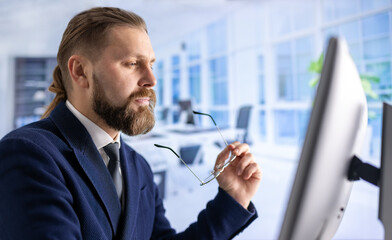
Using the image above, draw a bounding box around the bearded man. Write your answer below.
[0,7,261,240]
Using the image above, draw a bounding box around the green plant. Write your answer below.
[308,53,381,119]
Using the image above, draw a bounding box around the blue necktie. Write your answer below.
[103,142,122,199]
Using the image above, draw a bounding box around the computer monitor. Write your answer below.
[178,100,196,125]
[278,37,368,240]
[379,102,392,239]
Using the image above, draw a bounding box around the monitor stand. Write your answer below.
[348,102,392,240]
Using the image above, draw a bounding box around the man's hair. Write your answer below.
[42,7,147,118]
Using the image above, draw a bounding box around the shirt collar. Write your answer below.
[65,100,121,150]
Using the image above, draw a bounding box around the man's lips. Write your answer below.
[134,97,151,105]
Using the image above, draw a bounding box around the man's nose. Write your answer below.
[138,66,157,88]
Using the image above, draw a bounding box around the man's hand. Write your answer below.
[215,142,262,209]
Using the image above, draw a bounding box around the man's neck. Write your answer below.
[66,99,119,140]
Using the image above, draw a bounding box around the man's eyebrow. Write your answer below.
[121,54,155,63]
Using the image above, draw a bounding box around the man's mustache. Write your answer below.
[128,88,157,108]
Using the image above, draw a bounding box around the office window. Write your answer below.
[274,110,296,144]
[209,110,229,128]
[14,57,56,128]
[361,0,391,12]
[186,31,202,105]
[259,110,267,141]
[207,18,228,56]
[298,110,311,142]
[274,110,309,145]
[258,55,266,104]
[364,37,390,60]
[171,55,180,105]
[276,42,293,101]
[155,61,164,106]
[275,36,314,101]
[368,108,382,159]
[366,62,392,100]
[188,65,201,104]
[206,17,229,132]
[187,32,201,62]
[340,21,361,63]
[293,2,315,31]
[323,0,361,22]
[362,12,392,102]
[270,5,291,37]
[270,1,315,37]
[209,57,228,105]
[362,12,390,60]
[295,37,314,101]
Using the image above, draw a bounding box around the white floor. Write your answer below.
[161,152,385,240]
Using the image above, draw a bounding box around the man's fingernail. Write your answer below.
[234,149,239,155]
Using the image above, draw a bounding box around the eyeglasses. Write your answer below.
[154,111,236,186]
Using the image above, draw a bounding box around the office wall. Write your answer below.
[0,2,75,137]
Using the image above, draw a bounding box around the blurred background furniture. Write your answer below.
[215,105,253,148]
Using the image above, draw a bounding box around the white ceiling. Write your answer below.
[0,0,255,48]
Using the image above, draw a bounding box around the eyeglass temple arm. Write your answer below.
[154,144,205,185]
[192,111,217,125]
[154,144,181,158]
[192,111,229,147]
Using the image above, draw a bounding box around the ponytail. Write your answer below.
[41,65,67,118]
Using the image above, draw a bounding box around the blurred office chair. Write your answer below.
[215,105,253,148]
[169,144,206,193]
[179,145,204,165]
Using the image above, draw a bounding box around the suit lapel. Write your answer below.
[117,141,141,240]
[73,144,122,233]
[50,102,122,235]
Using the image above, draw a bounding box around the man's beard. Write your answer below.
[92,74,156,136]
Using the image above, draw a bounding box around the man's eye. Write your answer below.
[126,62,138,66]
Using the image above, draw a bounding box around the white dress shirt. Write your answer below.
[65,100,122,173]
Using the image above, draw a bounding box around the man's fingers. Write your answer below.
[216,143,235,163]
[242,162,262,180]
[216,142,251,169]
[235,152,253,175]
[232,142,250,157]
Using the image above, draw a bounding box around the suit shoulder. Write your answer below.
[1,118,69,151]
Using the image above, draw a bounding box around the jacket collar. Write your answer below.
[49,101,122,235]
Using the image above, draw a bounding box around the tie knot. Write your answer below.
[103,142,120,162]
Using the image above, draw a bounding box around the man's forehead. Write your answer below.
[104,26,155,60]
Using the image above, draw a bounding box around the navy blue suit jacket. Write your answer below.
[0,102,257,239]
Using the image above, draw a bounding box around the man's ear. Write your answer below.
[68,55,90,89]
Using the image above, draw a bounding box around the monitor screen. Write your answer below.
[278,37,368,240]
[178,100,196,125]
